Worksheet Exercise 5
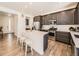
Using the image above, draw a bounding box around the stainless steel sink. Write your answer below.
[74,34,79,38]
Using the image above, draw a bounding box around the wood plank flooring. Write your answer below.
[0,34,72,56]
[44,38,71,56]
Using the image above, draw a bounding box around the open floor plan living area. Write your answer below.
[0,2,79,56]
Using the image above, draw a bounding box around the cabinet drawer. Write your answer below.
[56,37,70,44]
[56,34,69,39]
[56,31,70,44]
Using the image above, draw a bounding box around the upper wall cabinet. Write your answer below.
[42,13,57,25]
[50,13,57,20]
[57,9,75,25]
[33,3,79,25]
[41,9,75,25]
[77,3,79,24]
[42,15,50,25]
[33,16,42,22]
[74,3,79,24]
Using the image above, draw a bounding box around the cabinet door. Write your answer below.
[51,13,57,20]
[42,16,45,25]
[57,9,75,25]
[42,13,57,25]
[42,16,46,25]
[34,16,41,22]
[74,8,78,24]
[57,12,62,25]
[42,15,50,25]
[75,3,79,24]
[56,31,70,44]
[45,15,50,25]
[78,3,79,24]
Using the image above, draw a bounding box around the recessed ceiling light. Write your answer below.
[29,2,33,5]
[24,2,32,8]
[24,5,28,8]
[7,14,12,16]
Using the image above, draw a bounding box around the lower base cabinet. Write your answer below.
[43,34,48,51]
[73,48,79,56]
[55,31,70,44]
[55,31,79,56]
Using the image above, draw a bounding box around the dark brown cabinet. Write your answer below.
[40,9,75,25]
[74,3,79,24]
[57,9,75,25]
[77,3,79,24]
[33,16,41,22]
[42,15,50,25]
[50,13,57,20]
[42,13,57,25]
[55,31,71,44]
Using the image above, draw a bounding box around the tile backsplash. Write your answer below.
[42,25,79,32]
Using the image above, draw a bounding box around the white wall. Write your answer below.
[29,17,33,29]
[17,14,33,37]
[12,15,18,35]
[0,15,13,33]
[17,14,27,36]
[0,14,18,34]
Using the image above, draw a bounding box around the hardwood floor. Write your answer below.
[0,34,71,56]
[0,34,25,56]
[44,38,71,56]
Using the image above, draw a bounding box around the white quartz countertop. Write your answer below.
[70,31,79,48]
[24,30,48,39]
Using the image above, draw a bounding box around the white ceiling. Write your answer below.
[0,2,77,16]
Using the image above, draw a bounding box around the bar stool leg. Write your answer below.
[31,48,33,56]
[17,38,20,45]
[25,44,27,56]
[17,39,22,56]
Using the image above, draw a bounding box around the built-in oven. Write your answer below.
[48,27,57,36]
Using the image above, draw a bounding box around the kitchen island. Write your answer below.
[23,30,48,55]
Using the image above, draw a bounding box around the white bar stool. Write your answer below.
[17,35,25,55]
[17,35,21,47]
[17,36,24,47]
[24,37,33,56]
